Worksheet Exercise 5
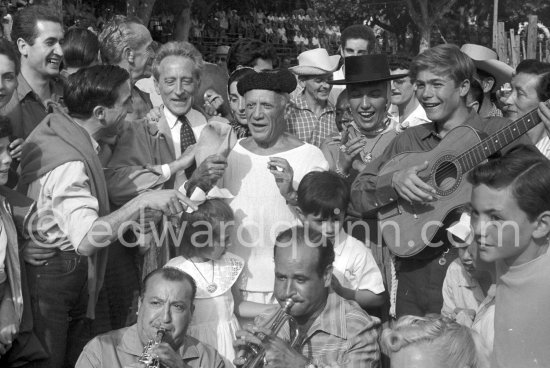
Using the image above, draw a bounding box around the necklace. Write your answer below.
[189,258,218,293]
[360,133,386,163]
[357,117,392,163]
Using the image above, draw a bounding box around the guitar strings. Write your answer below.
[414,107,540,192]
[432,109,538,180]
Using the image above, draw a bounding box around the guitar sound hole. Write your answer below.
[434,161,458,192]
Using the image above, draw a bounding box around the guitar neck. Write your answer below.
[457,109,541,172]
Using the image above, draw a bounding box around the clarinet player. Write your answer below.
[76,267,225,368]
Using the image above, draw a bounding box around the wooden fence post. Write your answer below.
[497,22,507,62]
[526,15,538,59]
[510,29,519,68]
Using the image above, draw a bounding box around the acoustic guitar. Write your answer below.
[378,107,542,257]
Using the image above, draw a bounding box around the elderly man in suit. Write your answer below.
[106,41,227,206]
[105,42,228,276]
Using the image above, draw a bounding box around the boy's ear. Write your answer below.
[533,211,550,241]
[459,79,470,98]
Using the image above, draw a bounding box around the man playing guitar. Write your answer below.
[350,44,532,317]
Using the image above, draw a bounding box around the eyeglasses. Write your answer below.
[499,83,512,98]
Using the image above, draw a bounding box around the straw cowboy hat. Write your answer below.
[329,54,407,85]
[289,48,341,76]
[460,44,514,88]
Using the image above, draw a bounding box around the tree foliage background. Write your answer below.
[38,0,550,51]
[310,0,550,52]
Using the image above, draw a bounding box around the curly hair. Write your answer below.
[98,15,149,64]
[381,315,490,368]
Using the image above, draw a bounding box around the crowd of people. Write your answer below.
[185,8,341,51]
[0,3,549,368]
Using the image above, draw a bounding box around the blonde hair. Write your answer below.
[381,316,490,368]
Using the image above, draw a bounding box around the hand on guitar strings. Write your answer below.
[391,161,437,203]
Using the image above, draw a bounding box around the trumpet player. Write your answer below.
[76,267,225,368]
[234,226,381,368]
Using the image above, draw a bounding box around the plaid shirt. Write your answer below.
[486,102,503,117]
[286,93,338,148]
[257,292,381,368]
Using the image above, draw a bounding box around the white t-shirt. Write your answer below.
[222,141,329,293]
[332,229,385,294]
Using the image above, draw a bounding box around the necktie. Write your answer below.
[179,115,196,179]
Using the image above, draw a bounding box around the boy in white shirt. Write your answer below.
[296,171,386,309]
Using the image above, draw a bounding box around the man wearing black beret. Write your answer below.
[221,68,330,327]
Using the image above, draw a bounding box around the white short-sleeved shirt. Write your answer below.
[332,229,385,294]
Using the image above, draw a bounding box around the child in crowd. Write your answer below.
[469,145,550,367]
[165,199,243,366]
[296,171,386,309]
[442,213,491,321]
[442,212,495,351]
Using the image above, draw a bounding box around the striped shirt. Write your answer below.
[257,292,381,368]
[286,93,338,148]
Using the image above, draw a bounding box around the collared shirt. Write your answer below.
[286,93,337,148]
[26,134,100,251]
[441,259,485,321]
[394,103,430,132]
[259,292,380,368]
[333,229,385,293]
[351,110,532,216]
[163,106,207,158]
[76,324,225,368]
[163,106,207,190]
[0,73,63,139]
[472,284,495,352]
[329,66,345,105]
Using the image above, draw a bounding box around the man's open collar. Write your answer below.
[419,110,483,140]
[119,324,200,360]
[17,73,63,103]
[291,92,336,114]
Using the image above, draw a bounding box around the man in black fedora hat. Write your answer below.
[324,53,405,178]
[349,44,531,318]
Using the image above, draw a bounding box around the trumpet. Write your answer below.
[234,299,300,368]
[138,327,166,368]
